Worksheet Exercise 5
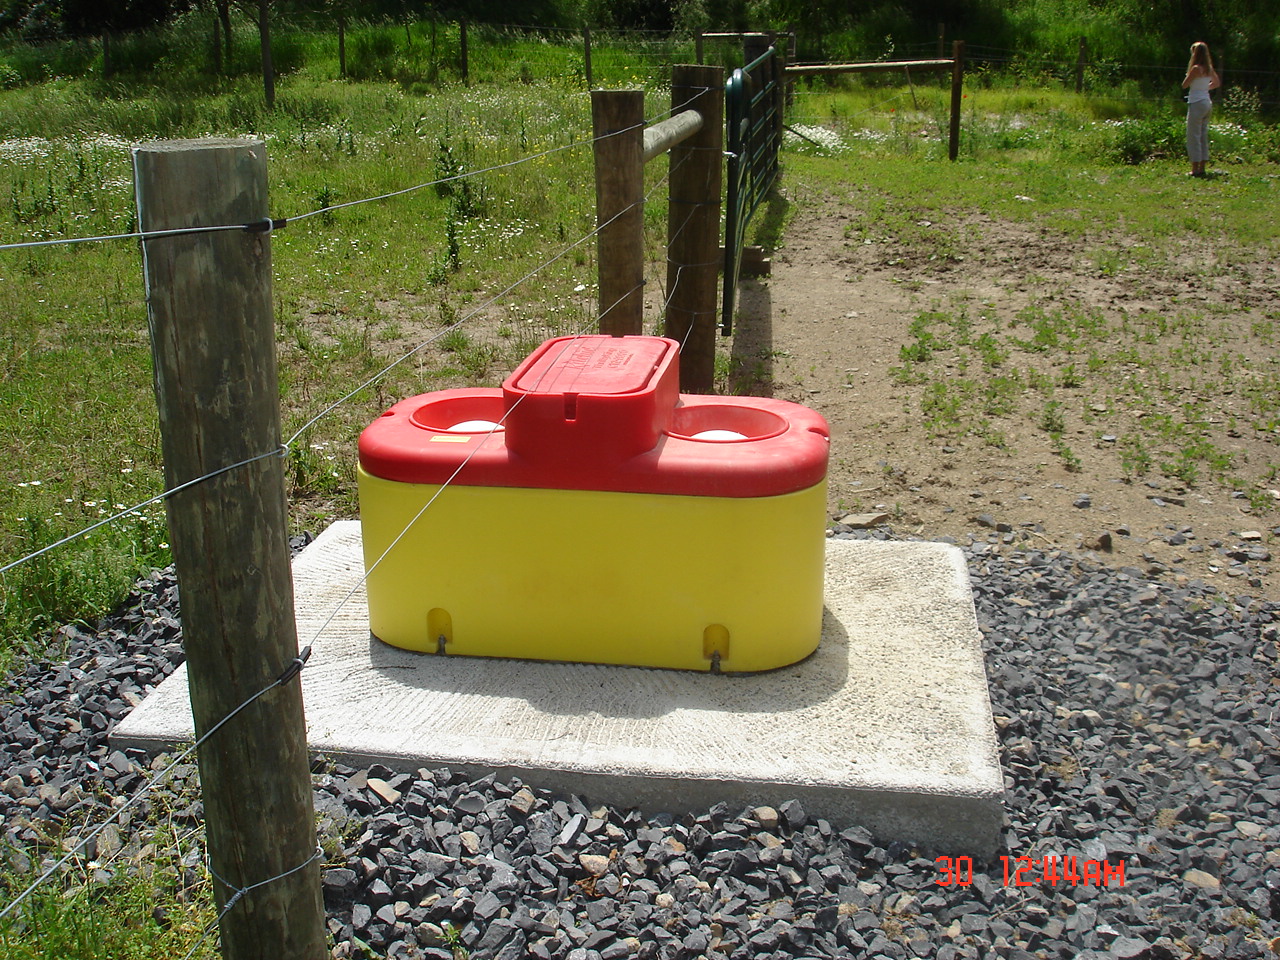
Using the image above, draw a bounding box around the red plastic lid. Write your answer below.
[358,336,830,498]
[502,336,680,467]
[508,336,669,396]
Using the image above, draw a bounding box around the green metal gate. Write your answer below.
[722,44,781,334]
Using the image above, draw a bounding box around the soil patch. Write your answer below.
[733,193,1279,598]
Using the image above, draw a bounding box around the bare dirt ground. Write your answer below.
[726,193,1280,599]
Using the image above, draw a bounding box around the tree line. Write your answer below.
[2,0,1278,84]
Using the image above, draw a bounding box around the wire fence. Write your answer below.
[0,80,710,952]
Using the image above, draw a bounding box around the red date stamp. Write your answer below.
[935,855,1126,888]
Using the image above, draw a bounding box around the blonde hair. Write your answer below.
[1187,41,1214,75]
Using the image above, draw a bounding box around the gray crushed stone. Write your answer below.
[1,530,1277,959]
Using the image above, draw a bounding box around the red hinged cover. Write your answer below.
[358,335,829,498]
[503,336,678,465]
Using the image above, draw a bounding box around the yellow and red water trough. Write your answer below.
[357,335,830,672]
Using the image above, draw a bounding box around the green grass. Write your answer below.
[0,766,218,959]
[782,81,1279,492]
[0,26,1278,956]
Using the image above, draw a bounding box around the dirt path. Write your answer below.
[730,195,1279,599]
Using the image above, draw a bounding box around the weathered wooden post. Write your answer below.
[337,15,346,78]
[256,0,275,108]
[744,32,770,76]
[949,40,965,161]
[664,65,723,393]
[695,31,704,64]
[133,138,326,960]
[1075,36,1087,93]
[773,32,787,146]
[460,18,469,83]
[591,91,646,336]
[584,25,594,88]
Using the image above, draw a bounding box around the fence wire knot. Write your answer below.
[209,844,324,915]
[275,645,313,686]
[245,217,288,234]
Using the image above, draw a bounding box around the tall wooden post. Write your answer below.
[696,31,704,64]
[664,65,724,393]
[744,32,770,73]
[256,0,275,108]
[1075,36,1087,93]
[460,18,469,83]
[591,91,646,336]
[949,40,964,161]
[584,26,594,88]
[337,16,346,78]
[133,139,326,960]
[773,32,787,148]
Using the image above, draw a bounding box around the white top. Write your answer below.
[1187,75,1213,103]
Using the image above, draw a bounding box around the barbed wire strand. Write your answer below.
[292,158,680,651]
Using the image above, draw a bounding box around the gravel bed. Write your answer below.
[1,531,1278,959]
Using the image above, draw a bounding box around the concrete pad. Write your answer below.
[114,521,1003,853]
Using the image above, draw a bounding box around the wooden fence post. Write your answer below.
[256,0,275,108]
[696,31,704,64]
[1075,36,1087,93]
[133,138,326,960]
[949,40,964,161]
[591,91,645,336]
[337,16,346,78]
[460,18,469,83]
[584,25,594,88]
[773,32,787,145]
[664,65,724,393]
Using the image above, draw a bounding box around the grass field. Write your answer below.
[0,37,1277,955]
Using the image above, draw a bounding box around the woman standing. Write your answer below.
[1182,41,1221,178]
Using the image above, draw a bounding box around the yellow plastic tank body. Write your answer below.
[357,336,830,673]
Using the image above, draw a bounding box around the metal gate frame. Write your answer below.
[722,43,781,334]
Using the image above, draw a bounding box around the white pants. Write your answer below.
[1186,99,1212,163]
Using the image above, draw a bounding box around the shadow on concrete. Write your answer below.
[365,607,849,720]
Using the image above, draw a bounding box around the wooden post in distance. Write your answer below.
[949,41,965,161]
[133,138,326,960]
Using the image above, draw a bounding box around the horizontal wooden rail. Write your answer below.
[642,109,703,164]
[786,58,953,76]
